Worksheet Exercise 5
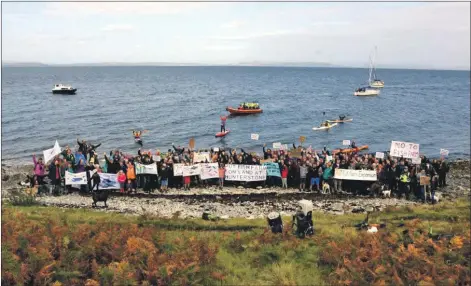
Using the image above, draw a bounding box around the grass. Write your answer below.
[2,199,470,285]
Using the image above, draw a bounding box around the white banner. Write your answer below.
[135,163,158,175]
[200,163,219,180]
[273,142,281,149]
[251,134,259,140]
[213,147,219,152]
[375,152,384,159]
[173,163,184,176]
[225,164,267,181]
[182,165,201,176]
[343,140,351,146]
[326,155,333,162]
[153,155,161,162]
[65,171,88,185]
[43,140,62,163]
[280,144,289,151]
[193,152,210,163]
[334,169,377,181]
[98,173,120,190]
[390,141,420,159]
[411,157,421,165]
[440,149,449,156]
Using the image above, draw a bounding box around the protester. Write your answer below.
[32,154,46,185]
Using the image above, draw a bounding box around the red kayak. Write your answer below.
[215,130,230,138]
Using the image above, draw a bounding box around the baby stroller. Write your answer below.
[267,212,283,234]
[292,200,314,238]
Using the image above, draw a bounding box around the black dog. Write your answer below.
[92,190,109,207]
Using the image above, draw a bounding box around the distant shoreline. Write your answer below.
[2,63,470,72]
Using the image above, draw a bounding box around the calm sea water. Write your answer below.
[1,66,470,164]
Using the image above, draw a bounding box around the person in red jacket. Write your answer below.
[117,170,127,193]
[281,164,289,189]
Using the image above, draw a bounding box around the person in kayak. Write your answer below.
[220,115,228,133]
[132,130,145,146]
[339,114,346,121]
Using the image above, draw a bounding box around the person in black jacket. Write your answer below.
[87,143,102,159]
[48,159,62,195]
[104,153,121,174]
[88,170,101,192]
[438,160,449,187]
[262,144,273,159]
[77,138,89,160]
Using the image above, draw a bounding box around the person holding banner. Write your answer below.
[88,171,101,192]
[218,163,225,189]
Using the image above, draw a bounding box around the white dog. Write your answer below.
[382,190,391,198]
[322,182,331,194]
[433,192,441,203]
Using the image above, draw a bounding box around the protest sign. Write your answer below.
[153,155,161,162]
[440,149,449,156]
[390,141,420,159]
[412,157,421,165]
[280,144,289,151]
[43,140,62,163]
[263,162,281,177]
[273,142,281,149]
[420,176,431,186]
[189,138,195,149]
[334,169,377,181]
[200,163,219,180]
[98,173,120,190]
[260,159,274,164]
[299,136,306,144]
[375,152,384,159]
[290,148,303,158]
[251,134,259,140]
[193,152,210,163]
[65,171,88,185]
[225,164,267,181]
[326,155,333,162]
[135,163,158,175]
[343,140,351,146]
[213,147,219,152]
[182,165,201,176]
[173,163,184,176]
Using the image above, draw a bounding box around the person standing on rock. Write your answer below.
[32,154,46,185]
[281,163,289,189]
[299,163,307,192]
[438,160,449,187]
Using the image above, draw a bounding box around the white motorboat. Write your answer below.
[52,84,77,94]
[354,87,380,96]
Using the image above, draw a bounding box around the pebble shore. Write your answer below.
[2,159,469,219]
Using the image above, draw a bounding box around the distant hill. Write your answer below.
[2,62,49,67]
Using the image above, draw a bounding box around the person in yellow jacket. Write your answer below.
[126,162,137,193]
[398,168,410,199]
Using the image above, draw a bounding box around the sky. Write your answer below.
[1,1,470,70]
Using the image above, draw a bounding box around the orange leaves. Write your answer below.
[450,236,464,250]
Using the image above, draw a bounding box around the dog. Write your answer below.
[322,182,331,194]
[432,192,441,203]
[92,190,109,207]
[382,190,391,198]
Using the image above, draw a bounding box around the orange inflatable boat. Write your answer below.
[226,107,263,115]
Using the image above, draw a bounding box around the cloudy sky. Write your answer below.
[2,1,470,69]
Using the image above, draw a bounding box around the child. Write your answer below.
[126,162,137,193]
[218,163,226,190]
[183,175,191,191]
[117,170,127,193]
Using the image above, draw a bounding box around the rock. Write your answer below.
[2,175,10,181]
[331,203,344,211]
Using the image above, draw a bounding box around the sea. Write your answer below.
[1,66,470,164]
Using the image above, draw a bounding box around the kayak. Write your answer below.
[312,123,338,131]
[226,107,263,115]
[327,118,353,123]
[135,138,143,146]
[215,130,230,138]
[332,145,369,154]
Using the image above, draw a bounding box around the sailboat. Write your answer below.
[369,46,384,88]
[354,49,381,96]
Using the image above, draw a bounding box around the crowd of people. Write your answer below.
[30,138,450,203]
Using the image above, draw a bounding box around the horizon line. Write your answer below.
[2,61,470,72]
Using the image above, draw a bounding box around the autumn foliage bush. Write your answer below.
[319,218,471,286]
[1,208,219,285]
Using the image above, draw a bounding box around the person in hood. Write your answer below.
[32,154,46,185]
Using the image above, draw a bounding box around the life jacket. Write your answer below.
[400,173,409,183]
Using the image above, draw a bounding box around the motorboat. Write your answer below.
[226,106,263,115]
[354,87,380,96]
[52,84,77,94]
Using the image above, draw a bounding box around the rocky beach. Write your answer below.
[2,159,470,219]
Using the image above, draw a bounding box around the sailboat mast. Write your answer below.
[368,55,373,84]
